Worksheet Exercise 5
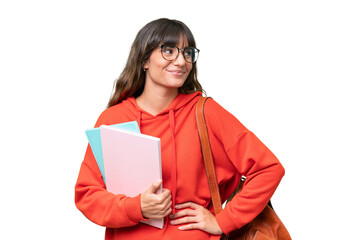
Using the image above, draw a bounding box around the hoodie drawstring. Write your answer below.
[169,110,177,214]
[137,111,142,132]
[136,109,177,214]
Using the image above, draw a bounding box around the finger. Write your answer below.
[178,223,200,231]
[175,202,199,210]
[162,188,171,194]
[157,199,172,214]
[169,209,196,219]
[148,180,162,194]
[163,199,172,211]
[170,216,197,225]
[155,191,171,205]
[163,207,173,218]
[154,202,173,218]
[159,188,171,199]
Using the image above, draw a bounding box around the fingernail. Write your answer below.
[170,221,174,225]
[178,226,183,230]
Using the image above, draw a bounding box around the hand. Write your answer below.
[169,202,223,235]
[140,180,172,219]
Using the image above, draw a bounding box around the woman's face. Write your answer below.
[143,36,192,93]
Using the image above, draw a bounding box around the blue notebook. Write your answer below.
[85,121,140,184]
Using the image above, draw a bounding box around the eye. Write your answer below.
[162,45,176,55]
[184,48,195,57]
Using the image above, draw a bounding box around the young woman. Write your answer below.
[75,18,285,240]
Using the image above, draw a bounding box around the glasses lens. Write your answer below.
[184,47,199,63]
[160,45,199,63]
[161,45,178,61]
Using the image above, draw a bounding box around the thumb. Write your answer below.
[148,180,162,194]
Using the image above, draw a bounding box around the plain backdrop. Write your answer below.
[1,0,359,239]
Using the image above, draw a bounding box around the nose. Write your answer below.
[173,50,186,66]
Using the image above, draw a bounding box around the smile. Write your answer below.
[166,69,185,76]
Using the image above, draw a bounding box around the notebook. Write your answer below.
[85,121,140,184]
[100,125,163,229]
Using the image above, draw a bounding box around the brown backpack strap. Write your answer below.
[196,97,223,215]
[196,97,275,217]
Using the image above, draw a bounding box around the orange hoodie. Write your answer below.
[75,92,285,240]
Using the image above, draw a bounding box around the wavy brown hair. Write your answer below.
[107,18,204,108]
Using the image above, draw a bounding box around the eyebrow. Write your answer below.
[161,42,192,48]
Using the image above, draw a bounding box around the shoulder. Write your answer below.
[203,98,229,114]
[201,97,250,150]
[203,97,248,132]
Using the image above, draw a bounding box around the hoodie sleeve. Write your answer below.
[74,110,146,228]
[204,99,285,235]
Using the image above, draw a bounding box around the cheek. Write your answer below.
[147,51,170,70]
[157,59,171,71]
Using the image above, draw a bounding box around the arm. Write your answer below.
[170,98,284,235]
[75,144,146,228]
[75,110,172,228]
[204,99,285,234]
[216,131,285,234]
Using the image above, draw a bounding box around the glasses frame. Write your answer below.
[159,44,200,63]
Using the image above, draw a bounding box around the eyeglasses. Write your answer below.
[159,44,200,63]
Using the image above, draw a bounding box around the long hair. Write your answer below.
[107,18,204,108]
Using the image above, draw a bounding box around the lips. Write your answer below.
[166,69,186,76]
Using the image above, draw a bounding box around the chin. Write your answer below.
[167,79,187,88]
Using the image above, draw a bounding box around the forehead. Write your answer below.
[161,33,190,48]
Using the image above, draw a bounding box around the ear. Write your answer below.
[143,59,149,70]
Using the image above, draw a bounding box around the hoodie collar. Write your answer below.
[126,91,202,119]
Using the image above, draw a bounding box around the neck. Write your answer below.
[136,87,178,116]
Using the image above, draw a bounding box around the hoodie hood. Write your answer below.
[122,91,202,214]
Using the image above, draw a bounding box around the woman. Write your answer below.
[75,18,285,240]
